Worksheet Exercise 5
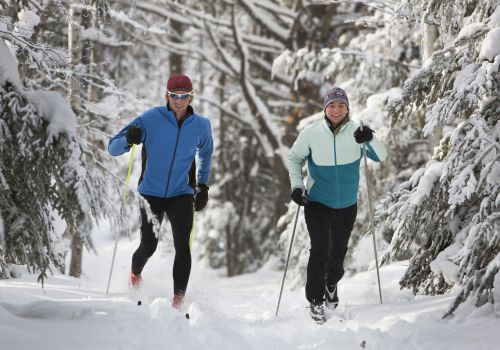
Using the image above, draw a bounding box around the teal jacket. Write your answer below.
[288,118,387,209]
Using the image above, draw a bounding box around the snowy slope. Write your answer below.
[1,227,499,350]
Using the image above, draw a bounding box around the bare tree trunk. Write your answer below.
[69,4,82,110]
[169,7,184,74]
[68,224,83,277]
[81,7,95,102]
[422,24,439,62]
[68,2,83,278]
[218,73,234,276]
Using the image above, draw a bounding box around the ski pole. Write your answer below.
[360,121,383,304]
[276,204,301,316]
[106,144,136,296]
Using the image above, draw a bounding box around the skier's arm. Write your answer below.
[196,119,214,185]
[288,130,310,190]
[108,117,145,156]
[364,136,387,162]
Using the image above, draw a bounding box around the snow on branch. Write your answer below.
[252,0,296,19]
[231,7,288,166]
[238,0,290,43]
[204,21,240,78]
[109,9,168,35]
[81,28,133,47]
[0,29,68,72]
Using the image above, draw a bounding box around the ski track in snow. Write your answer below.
[0,235,499,350]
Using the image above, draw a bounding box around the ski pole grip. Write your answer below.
[360,120,364,131]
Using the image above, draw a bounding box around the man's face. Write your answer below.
[166,89,192,116]
[325,101,348,125]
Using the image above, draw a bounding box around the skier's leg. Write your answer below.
[304,201,332,305]
[325,203,357,288]
[166,195,194,295]
[131,195,165,275]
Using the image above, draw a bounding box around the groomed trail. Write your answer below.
[1,231,498,350]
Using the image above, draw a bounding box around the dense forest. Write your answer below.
[1,0,498,317]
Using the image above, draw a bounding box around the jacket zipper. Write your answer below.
[333,133,339,207]
[164,125,182,198]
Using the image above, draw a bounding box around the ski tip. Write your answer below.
[137,300,142,306]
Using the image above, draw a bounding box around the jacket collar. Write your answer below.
[166,104,194,127]
[323,115,349,135]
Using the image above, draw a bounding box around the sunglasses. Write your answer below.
[167,91,193,100]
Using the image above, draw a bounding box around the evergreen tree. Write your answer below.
[375,0,499,316]
[0,0,136,281]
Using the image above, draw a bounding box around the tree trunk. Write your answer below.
[68,3,82,110]
[68,224,83,277]
[81,7,95,102]
[218,73,234,277]
[169,13,184,74]
[68,2,83,278]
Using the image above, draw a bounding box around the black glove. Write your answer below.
[354,125,374,144]
[194,184,209,211]
[126,125,142,145]
[291,188,308,206]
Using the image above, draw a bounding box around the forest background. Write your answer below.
[1,0,498,318]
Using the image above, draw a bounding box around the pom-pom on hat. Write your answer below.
[323,87,349,110]
[167,74,193,91]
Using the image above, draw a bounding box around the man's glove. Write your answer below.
[126,125,142,145]
[354,125,374,144]
[194,184,209,211]
[291,187,308,206]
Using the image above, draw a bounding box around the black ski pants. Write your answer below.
[132,194,194,295]
[304,201,357,305]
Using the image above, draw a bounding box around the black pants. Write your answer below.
[304,201,357,304]
[132,194,194,295]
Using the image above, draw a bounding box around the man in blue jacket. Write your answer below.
[108,74,213,310]
[288,87,387,323]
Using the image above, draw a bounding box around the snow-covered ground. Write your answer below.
[1,227,499,350]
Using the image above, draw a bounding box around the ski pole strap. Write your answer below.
[123,144,136,201]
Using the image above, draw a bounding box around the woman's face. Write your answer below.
[325,101,348,126]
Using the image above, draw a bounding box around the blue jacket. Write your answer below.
[108,105,213,198]
[288,118,387,209]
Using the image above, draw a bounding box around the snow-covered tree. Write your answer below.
[0,0,137,280]
[376,0,500,316]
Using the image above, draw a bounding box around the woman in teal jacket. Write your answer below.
[108,74,213,310]
[287,87,387,323]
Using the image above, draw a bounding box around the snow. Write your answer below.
[81,28,133,47]
[0,39,21,87]
[454,23,487,43]
[0,38,76,139]
[488,6,500,28]
[1,225,499,350]
[479,27,500,61]
[240,0,289,42]
[430,243,461,284]
[23,91,77,138]
[15,10,40,39]
[410,160,444,207]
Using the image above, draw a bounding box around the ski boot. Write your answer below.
[129,272,142,289]
[172,292,185,310]
[308,302,326,324]
[325,284,339,310]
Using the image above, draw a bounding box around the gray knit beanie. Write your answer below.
[323,87,349,111]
